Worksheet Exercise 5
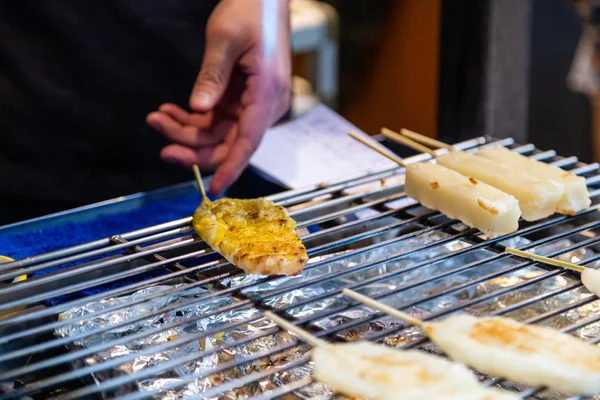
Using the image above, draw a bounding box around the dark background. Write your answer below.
[319,0,593,161]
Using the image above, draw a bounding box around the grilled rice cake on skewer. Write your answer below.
[313,341,519,400]
[264,310,517,400]
[192,197,308,276]
[344,288,600,396]
[347,132,521,237]
[382,128,565,221]
[405,162,521,237]
[477,145,590,215]
[426,314,600,396]
[436,150,564,221]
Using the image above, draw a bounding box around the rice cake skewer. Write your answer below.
[263,311,519,400]
[399,128,591,216]
[191,166,308,276]
[343,288,600,396]
[478,146,591,215]
[505,247,600,298]
[348,133,521,237]
[382,128,564,222]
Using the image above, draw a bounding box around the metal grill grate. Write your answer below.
[2,136,600,400]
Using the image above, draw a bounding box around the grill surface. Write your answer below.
[2,136,600,399]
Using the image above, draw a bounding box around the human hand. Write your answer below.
[147,0,291,195]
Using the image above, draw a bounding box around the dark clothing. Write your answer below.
[0,0,219,223]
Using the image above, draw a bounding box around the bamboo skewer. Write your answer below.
[505,247,586,273]
[192,164,210,203]
[343,288,425,328]
[397,128,455,151]
[380,128,439,157]
[348,132,407,167]
[263,311,326,348]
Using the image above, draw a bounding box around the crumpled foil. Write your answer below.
[56,285,316,399]
[56,227,600,399]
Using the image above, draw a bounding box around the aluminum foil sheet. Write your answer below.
[56,285,319,399]
[56,226,600,399]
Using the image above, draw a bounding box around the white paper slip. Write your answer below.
[249,104,397,189]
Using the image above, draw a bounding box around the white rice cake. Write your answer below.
[477,146,590,215]
[313,341,519,400]
[426,314,600,396]
[436,150,564,221]
[405,162,521,236]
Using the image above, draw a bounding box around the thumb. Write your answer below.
[190,34,240,112]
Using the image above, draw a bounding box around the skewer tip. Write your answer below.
[347,131,407,168]
[192,164,209,203]
[399,128,455,151]
[380,128,438,158]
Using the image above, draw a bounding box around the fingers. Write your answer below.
[190,26,244,112]
[158,103,213,127]
[147,111,231,147]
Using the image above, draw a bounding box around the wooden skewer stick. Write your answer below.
[192,164,210,203]
[263,311,327,347]
[399,128,455,151]
[348,132,407,167]
[343,288,424,328]
[380,128,439,158]
[505,247,586,273]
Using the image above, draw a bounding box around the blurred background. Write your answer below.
[290,0,596,162]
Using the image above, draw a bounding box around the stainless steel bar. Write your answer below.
[569,163,600,175]
[1,332,299,400]
[5,182,592,332]
[0,138,560,283]
[106,275,593,400]
[0,217,193,270]
[306,218,459,256]
[287,182,404,221]
[0,224,475,393]
[246,377,313,400]
[0,220,462,366]
[4,236,596,398]
[7,219,600,390]
[0,137,584,281]
[0,236,197,299]
[306,238,600,343]
[2,137,598,400]
[561,309,600,334]
[364,271,588,347]
[58,341,305,400]
[279,138,519,210]
[212,278,596,400]
[269,136,491,205]
[297,191,407,228]
[0,240,205,312]
[0,265,236,331]
[10,206,579,368]
[0,227,195,282]
[145,355,311,400]
[270,217,600,319]
[505,284,589,322]
[4,212,580,382]
[0,300,258,381]
[0,270,233,361]
[0,204,427,331]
